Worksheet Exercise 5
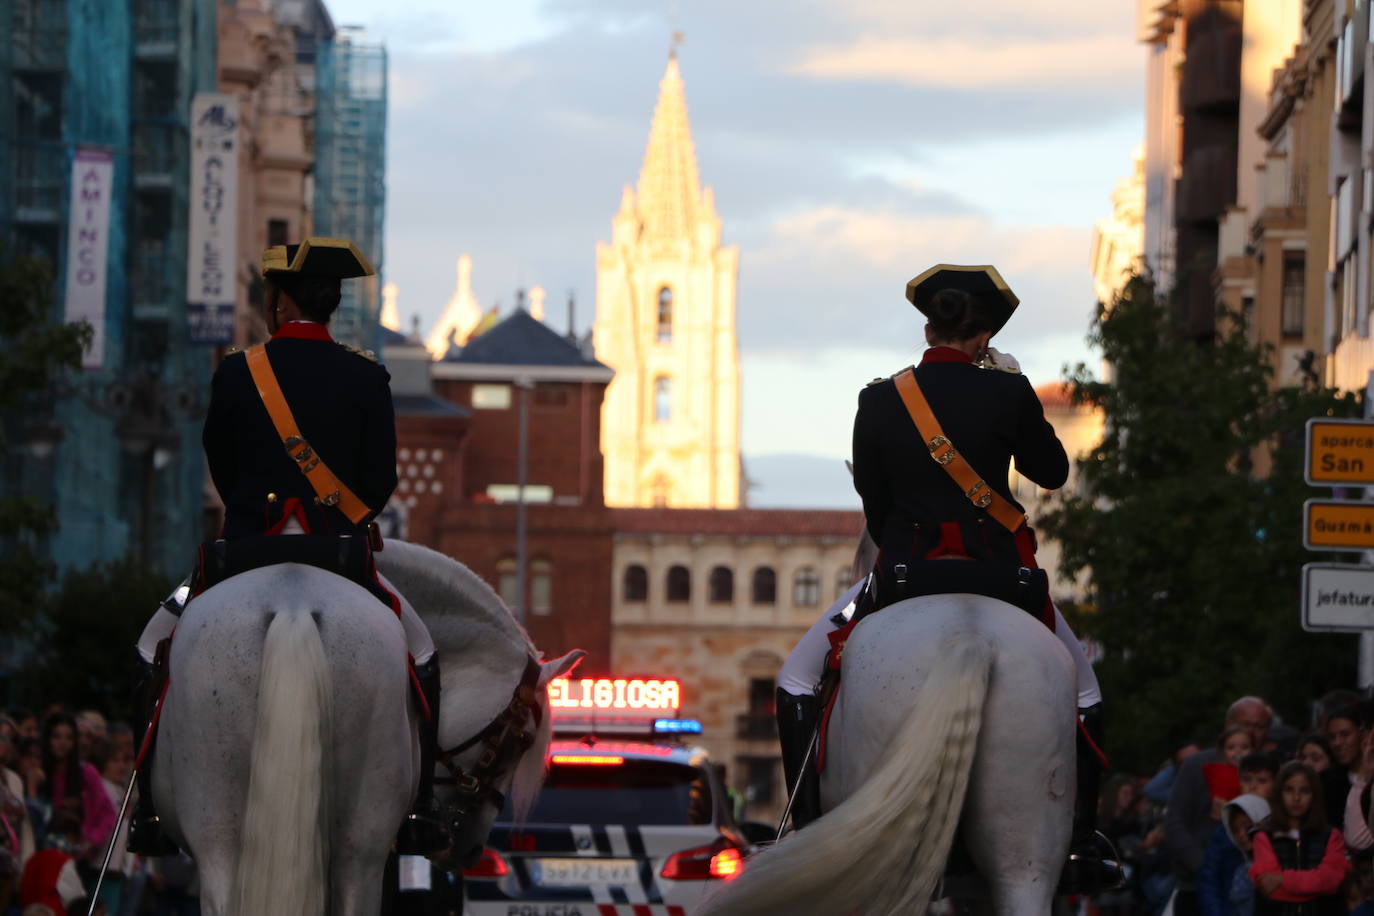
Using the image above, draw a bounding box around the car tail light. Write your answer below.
[463,847,509,878]
[551,754,625,765]
[660,837,747,881]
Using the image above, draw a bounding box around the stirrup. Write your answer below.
[127,809,181,857]
[1057,831,1125,895]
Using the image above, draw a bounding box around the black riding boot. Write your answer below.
[776,688,822,831]
[126,646,180,856]
[397,656,452,855]
[1059,703,1124,894]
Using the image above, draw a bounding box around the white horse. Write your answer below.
[153,539,581,916]
[701,594,1076,916]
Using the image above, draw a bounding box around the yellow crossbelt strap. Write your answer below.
[892,368,1027,534]
[243,344,372,525]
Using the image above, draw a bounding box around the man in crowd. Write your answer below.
[1165,696,1273,916]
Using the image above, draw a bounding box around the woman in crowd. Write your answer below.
[1298,735,1334,775]
[36,713,114,862]
[1249,762,1349,916]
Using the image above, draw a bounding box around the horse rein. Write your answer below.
[434,654,544,820]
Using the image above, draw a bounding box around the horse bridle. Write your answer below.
[434,655,543,821]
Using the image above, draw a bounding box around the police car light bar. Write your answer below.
[654,718,702,735]
[551,754,625,766]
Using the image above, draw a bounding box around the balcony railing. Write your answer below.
[133,123,181,181]
[135,0,180,55]
[736,714,776,740]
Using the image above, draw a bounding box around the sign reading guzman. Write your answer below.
[1305,499,1374,550]
[64,148,113,369]
[186,93,239,346]
[1306,418,1374,486]
[1303,563,1374,631]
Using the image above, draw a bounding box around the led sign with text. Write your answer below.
[549,677,681,716]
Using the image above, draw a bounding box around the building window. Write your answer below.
[472,384,512,409]
[752,567,776,605]
[650,474,670,508]
[835,567,852,600]
[657,286,672,343]
[530,558,552,615]
[267,218,289,248]
[496,557,517,609]
[1281,254,1305,338]
[738,677,776,739]
[623,564,648,602]
[708,566,734,603]
[793,567,821,606]
[666,565,691,602]
[654,376,671,423]
[740,756,777,806]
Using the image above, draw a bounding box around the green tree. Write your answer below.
[0,249,91,638]
[15,559,170,720]
[1042,276,1360,771]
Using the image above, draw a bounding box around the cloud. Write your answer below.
[790,34,1139,90]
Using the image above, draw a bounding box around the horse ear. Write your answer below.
[538,649,586,687]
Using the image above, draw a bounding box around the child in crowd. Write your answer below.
[1198,793,1270,916]
[1298,735,1334,775]
[1206,728,1256,806]
[1249,762,1349,916]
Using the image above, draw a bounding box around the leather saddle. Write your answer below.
[852,560,1050,627]
[193,534,390,608]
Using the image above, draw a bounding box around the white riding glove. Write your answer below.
[979,347,1021,374]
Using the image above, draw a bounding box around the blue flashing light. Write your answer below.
[654,718,702,735]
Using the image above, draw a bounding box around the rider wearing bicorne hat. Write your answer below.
[775,265,1119,892]
[129,238,448,857]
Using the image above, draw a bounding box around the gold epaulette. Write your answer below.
[866,366,913,387]
[337,342,378,362]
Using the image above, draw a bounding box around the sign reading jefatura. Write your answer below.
[1306,418,1374,485]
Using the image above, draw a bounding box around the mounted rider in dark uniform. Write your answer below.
[775,264,1119,892]
[129,238,448,858]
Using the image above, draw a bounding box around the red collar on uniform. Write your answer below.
[920,346,973,365]
[271,321,333,342]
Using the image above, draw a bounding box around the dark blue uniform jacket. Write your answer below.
[852,347,1068,573]
[202,322,397,539]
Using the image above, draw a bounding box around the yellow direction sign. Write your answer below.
[1305,500,1374,550]
[1307,418,1374,485]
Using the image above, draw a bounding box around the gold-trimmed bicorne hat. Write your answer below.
[261,237,374,279]
[905,264,1019,335]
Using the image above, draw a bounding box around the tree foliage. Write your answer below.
[13,559,170,721]
[0,249,92,637]
[1041,276,1360,771]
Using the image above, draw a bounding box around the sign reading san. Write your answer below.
[1307,418,1374,485]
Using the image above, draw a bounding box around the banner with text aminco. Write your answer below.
[186,93,239,346]
[64,148,113,368]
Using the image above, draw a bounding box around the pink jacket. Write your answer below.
[1249,828,1350,902]
[49,761,116,852]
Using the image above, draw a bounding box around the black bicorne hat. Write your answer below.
[261,237,374,279]
[905,264,1019,336]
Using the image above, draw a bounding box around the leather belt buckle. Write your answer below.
[966,481,994,507]
[927,435,955,465]
[315,490,342,507]
[284,435,314,464]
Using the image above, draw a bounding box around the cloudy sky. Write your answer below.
[326,0,1144,508]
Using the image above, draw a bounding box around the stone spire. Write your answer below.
[635,54,704,244]
[426,253,483,358]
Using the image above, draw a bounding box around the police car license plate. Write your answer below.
[531,857,639,887]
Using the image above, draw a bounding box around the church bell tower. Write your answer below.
[593,53,741,509]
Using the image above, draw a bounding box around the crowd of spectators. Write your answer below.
[0,706,200,916]
[1090,691,1374,916]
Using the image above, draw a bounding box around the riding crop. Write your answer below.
[86,766,138,916]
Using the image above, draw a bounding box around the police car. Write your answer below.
[463,676,751,916]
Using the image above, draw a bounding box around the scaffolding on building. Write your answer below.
[314,28,387,353]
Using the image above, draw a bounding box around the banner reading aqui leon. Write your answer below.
[186,93,239,346]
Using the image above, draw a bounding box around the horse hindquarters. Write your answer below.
[232,610,333,916]
[698,635,993,916]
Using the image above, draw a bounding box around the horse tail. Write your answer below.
[233,610,334,916]
[700,638,992,916]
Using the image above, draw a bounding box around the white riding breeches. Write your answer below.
[136,569,435,665]
[777,579,1103,709]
